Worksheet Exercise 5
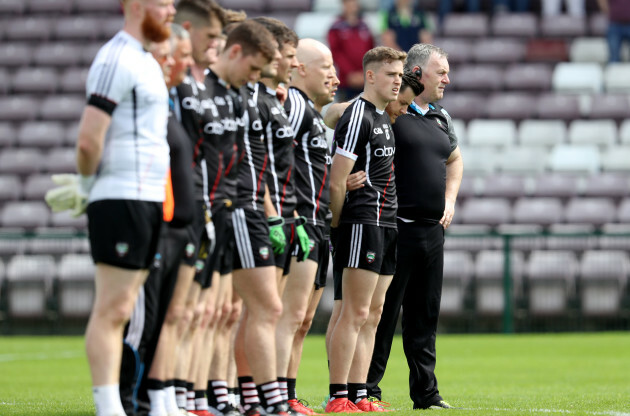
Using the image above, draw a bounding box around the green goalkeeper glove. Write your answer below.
[295,216,311,262]
[267,216,286,255]
[44,174,95,217]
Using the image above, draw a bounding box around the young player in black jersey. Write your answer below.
[274,38,335,416]
[251,18,306,288]
[321,70,424,412]
[169,2,226,414]
[367,44,462,411]
[326,46,407,414]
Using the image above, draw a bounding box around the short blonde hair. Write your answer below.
[362,46,407,74]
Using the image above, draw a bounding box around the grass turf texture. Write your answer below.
[0,333,629,416]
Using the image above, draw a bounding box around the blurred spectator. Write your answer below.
[381,0,433,53]
[598,0,630,62]
[328,0,375,100]
[542,0,585,16]
[493,0,530,12]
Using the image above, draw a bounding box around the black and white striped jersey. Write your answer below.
[199,69,239,207]
[334,97,397,228]
[285,87,331,227]
[86,30,169,203]
[235,83,268,211]
[258,83,297,219]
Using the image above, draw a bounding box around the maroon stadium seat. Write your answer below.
[583,174,630,199]
[44,147,77,174]
[0,96,40,122]
[525,39,569,62]
[589,13,608,36]
[54,17,102,41]
[486,93,537,120]
[33,42,81,67]
[460,198,512,226]
[17,121,65,148]
[536,94,581,120]
[480,174,527,199]
[0,175,22,201]
[449,64,503,91]
[565,197,617,226]
[0,0,25,14]
[531,174,579,199]
[59,67,89,93]
[28,0,73,14]
[588,94,630,121]
[437,93,485,121]
[503,63,553,91]
[23,174,55,201]
[0,148,45,175]
[0,122,17,147]
[526,250,578,315]
[491,13,538,37]
[39,95,85,121]
[5,17,53,41]
[0,201,50,229]
[0,42,34,67]
[513,197,564,225]
[442,13,489,37]
[11,67,59,94]
[540,15,587,37]
[433,38,474,64]
[472,38,526,63]
[580,250,629,316]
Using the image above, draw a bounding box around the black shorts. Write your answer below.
[87,199,162,270]
[191,202,213,289]
[181,218,202,267]
[273,221,294,275]
[232,208,275,270]
[333,223,397,275]
[291,223,325,263]
[207,202,235,276]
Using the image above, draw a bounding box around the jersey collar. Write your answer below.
[409,101,434,116]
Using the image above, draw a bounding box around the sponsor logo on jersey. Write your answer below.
[204,118,238,135]
[252,119,263,132]
[275,126,294,139]
[259,246,270,260]
[214,96,226,106]
[374,146,395,157]
[373,127,384,135]
[366,251,376,264]
[271,106,283,116]
[115,242,129,257]
[325,154,333,165]
[383,124,391,140]
[310,136,329,149]
[185,243,195,258]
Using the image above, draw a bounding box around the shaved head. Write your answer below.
[296,38,332,66]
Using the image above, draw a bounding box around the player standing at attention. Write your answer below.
[275,38,335,416]
[74,0,174,414]
[326,46,406,413]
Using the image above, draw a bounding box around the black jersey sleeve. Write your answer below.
[167,114,195,227]
[334,100,371,161]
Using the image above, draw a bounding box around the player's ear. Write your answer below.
[297,62,307,77]
[365,69,375,84]
[228,43,242,59]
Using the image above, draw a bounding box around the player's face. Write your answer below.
[276,43,299,84]
[150,39,174,83]
[373,60,403,104]
[385,86,415,124]
[189,16,223,66]
[328,70,340,101]
[170,37,194,87]
[229,50,269,88]
[419,53,450,103]
[261,43,282,79]
[306,52,335,100]
[141,0,175,43]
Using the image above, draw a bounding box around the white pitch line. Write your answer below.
[0,350,83,363]
[460,407,630,416]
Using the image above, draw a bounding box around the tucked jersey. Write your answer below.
[285,87,331,227]
[258,83,296,218]
[394,101,458,224]
[334,97,397,228]
[235,83,268,211]
[199,69,239,208]
[85,30,169,203]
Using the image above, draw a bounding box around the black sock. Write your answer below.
[329,384,348,400]
[348,383,367,403]
[208,380,229,409]
[287,378,297,401]
[238,376,260,411]
[147,378,165,391]
[207,379,218,407]
[258,380,283,409]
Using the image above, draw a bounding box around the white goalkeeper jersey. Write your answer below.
[85,30,170,203]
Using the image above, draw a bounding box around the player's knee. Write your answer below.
[348,306,370,328]
[164,304,185,326]
[296,316,313,339]
[366,305,384,328]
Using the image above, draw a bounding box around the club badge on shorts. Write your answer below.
[366,251,376,264]
[259,246,270,260]
[115,242,129,257]
[185,243,195,258]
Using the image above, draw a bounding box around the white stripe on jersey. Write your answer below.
[300,131,318,226]
[233,208,255,269]
[349,224,363,268]
[364,141,379,226]
[125,286,145,350]
[288,89,306,138]
[241,110,259,211]
[94,36,126,98]
[343,101,365,155]
[266,122,282,214]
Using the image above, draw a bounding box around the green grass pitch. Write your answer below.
[1,333,629,415]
